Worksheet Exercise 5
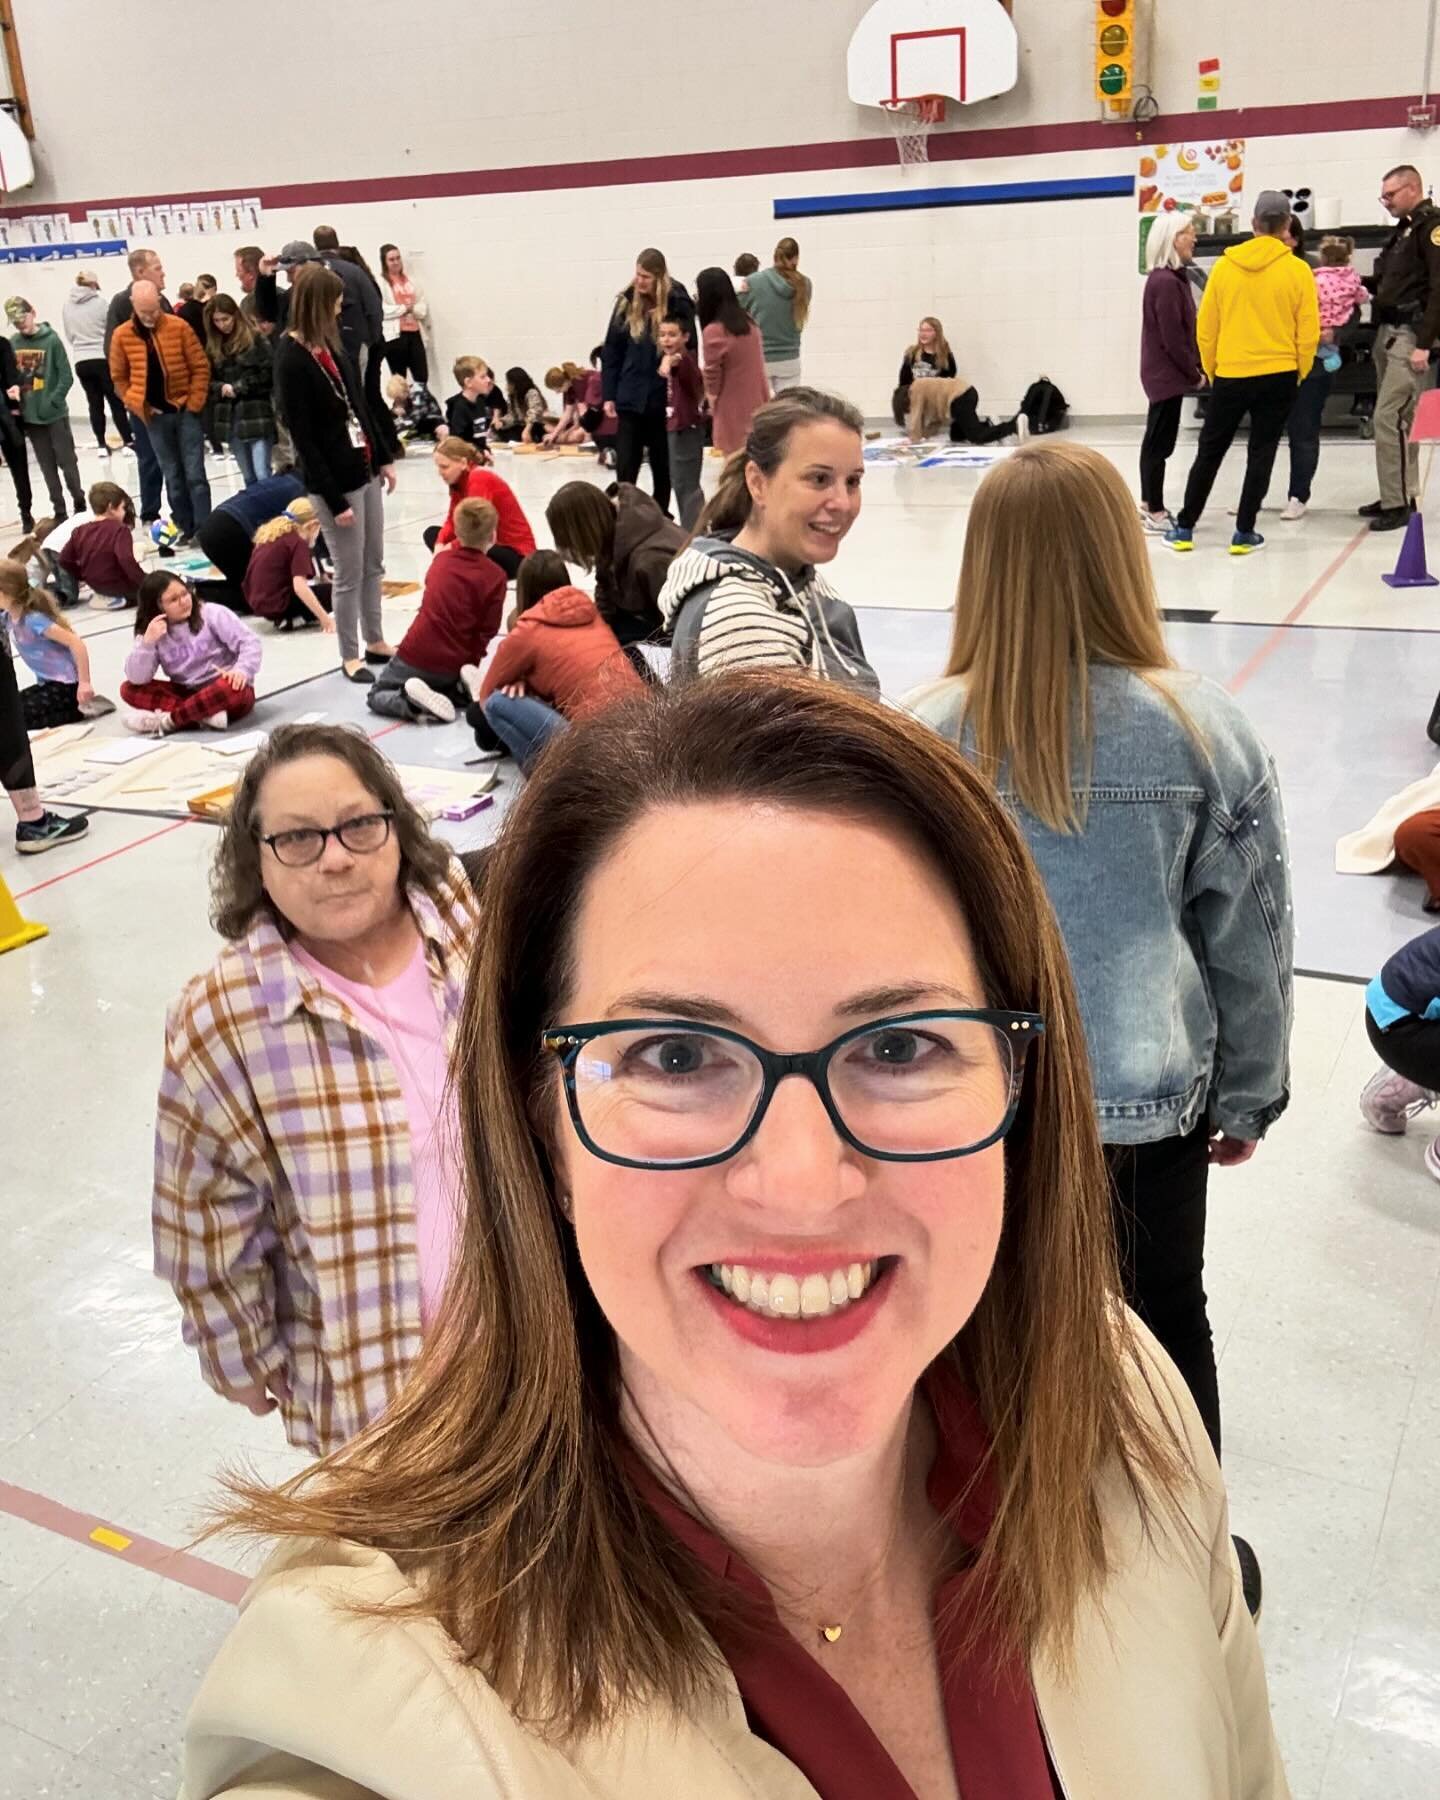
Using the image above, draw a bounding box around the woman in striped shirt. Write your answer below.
[152,722,480,1455]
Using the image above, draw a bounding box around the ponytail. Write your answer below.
[694,387,864,538]
[435,434,483,467]
[773,236,811,331]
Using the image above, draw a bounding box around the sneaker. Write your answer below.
[1280,498,1307,521]
[89,592,131,611]
[121,705,172,737]
[77,694,115,719]
[1165,524,1194,552]
[96,446,111,460]
[459,663,484,703]
[15,809,88,855]
[1359,1067,1437,1134]
[1370,506,1412,533]
[403,677,457,724]
[1230,531,1265,556]
[1232,1536,1262,1622]
[1141,511,1174,535]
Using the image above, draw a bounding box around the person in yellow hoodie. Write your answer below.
[1168,190,1320,556]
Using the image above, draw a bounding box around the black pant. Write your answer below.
[1366,1008,1440,1089]
[273,579,334,628]
[615,404,671,514]
[0,410,33,525]
[948,389,1015,445]
[194,510,253,594]
[421,524,522,579]
[75,358,133,451]
[1177,371,1299,535]
[1104,1122,1220,1458]
[383,335,428,385]
[1139,395,1184,513]
[1,644,37,792]
[362,342,386,443]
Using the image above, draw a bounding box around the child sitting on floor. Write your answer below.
[386,373,446,444]
[242,499,335,632]
[444,357,504,463]
[0,556,113,726]
[120,571,262,736]
[58,481,145,612]
[542,363,591,446]
[366,498,506,724]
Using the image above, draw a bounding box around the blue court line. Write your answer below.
[775,174,1134,220]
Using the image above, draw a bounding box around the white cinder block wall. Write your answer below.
[1,0,1433,421]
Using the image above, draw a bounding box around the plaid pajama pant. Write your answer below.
[119,677,256,730]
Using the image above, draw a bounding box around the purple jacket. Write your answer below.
[1140,267,1203,402]
[124,601,263,689]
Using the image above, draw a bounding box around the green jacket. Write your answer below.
[11,322,73,426]
[738,266,806,363]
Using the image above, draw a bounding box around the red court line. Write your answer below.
[11,818,192,901]
[0,1478,248,1607]
[1226,525,1372,696]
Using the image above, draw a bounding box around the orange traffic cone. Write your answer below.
[0,868,47,954]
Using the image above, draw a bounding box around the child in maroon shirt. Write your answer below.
[242,499,334,632]
[658,318,705,530]
[59,480,145,611]
[366,497,505,723]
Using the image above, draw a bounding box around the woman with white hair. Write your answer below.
[1139,213,1204,532]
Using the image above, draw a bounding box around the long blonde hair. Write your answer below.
[0,556,63,625]
[252,498,318,546]
[906,315,952,370]
[942,441,1185,833]
[615,248,671,344]
[210,673,1187,1736]
[772,236,811,330]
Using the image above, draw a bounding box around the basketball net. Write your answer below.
[880,95,945,166]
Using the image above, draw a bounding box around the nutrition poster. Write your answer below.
[1137,139,1245,216]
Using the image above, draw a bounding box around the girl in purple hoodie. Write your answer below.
[121,570,262,735]
[1138,214,1204,532]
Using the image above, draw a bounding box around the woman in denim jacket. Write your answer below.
[908,441,1293,1468]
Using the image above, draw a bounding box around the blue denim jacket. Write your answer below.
[908,666,1294,1144]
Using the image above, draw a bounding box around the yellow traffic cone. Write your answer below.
[0,868,47,954]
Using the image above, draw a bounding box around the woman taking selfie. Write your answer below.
[184,676,1286,1800]
[153,723,479,1457]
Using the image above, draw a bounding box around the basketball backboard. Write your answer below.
[846,0,1018,110]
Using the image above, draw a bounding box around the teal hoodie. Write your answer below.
[11,322,73,426]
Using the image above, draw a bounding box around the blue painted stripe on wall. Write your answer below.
[775,174,1135,220]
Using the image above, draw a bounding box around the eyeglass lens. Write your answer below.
[267,813,391,867]
[570,1016,1018,1164]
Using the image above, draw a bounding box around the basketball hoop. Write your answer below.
[880,95,945,165]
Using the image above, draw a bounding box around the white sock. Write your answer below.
[202,711,229,730]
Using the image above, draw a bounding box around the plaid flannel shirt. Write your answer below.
[152,863,480,1456]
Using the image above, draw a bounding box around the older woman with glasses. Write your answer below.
[183,677,1286,1800]
[152,723,480,1456]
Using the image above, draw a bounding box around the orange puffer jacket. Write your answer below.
[108,312,210,418]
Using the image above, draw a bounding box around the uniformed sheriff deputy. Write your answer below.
[1364,163,1440,531]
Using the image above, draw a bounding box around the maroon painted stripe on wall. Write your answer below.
[2,93,1415,222]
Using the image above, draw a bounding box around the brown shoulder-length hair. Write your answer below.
[286,261,343,354]
[932,440,1191,834]
[214,675,1188,1736]
[208,722,453,940]
[697,387,864,536]
[203,292,254,362]
[545,479,615,570]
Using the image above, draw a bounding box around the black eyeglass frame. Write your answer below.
[256,809,395,868]
[540,1009,1046,1171]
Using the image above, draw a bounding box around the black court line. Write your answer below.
[1296,967,1368,987]
[1160,608,1218,623]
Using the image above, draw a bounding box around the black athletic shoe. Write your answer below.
[15,810,89,855]
[1233,1535,1262,1621]
[1370,506,1413,532]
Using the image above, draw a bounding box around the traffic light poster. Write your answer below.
[1137,139,1245,218]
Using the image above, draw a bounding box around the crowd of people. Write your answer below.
[12,168,1440,1800]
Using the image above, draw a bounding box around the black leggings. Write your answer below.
[383,335,428,385]
[1,645,37,792]
[421,524,522,578]
[615,405,671,514]
[1139,395,1184,513]
[1366,1008,1440,1089]
[949,389,1016,445]
[0,412,32,523]
[1104,1122,1220,1457]
[75,358,133,451]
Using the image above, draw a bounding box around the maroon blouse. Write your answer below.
[640,1368,1059,1799]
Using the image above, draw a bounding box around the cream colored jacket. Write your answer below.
[181,1335,1289,1800]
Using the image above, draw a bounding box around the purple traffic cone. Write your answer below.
[1383,511,1440,588]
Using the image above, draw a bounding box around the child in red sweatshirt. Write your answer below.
[366,497,506,723]
[59,480,145,611]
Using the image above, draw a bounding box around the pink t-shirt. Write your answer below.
[293,936,459,1328]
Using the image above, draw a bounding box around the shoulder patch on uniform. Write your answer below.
[1429,223,1440,246]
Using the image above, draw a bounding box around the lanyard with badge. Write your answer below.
[313,348,369,453]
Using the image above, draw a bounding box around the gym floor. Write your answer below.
[2,419,1438,1798]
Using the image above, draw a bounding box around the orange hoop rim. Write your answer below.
[880,95,946,124]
